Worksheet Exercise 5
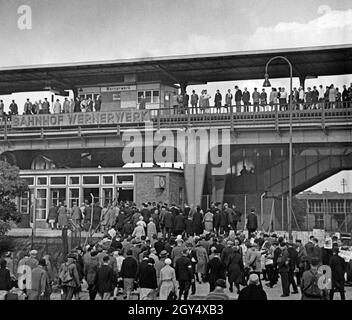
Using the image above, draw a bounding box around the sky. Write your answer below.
[0,0,351,193]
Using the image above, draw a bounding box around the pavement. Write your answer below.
[49,277,352,300]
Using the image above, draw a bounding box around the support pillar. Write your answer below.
[299,75,306,90]
[184,164,207,207]
[212,175,226,204]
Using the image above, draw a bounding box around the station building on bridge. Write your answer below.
[0,44,351,229]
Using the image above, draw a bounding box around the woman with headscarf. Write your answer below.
[159,258,177,300]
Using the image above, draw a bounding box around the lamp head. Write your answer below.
[263,74,271,87]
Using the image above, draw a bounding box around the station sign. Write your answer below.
[11,110,151,128]
[101,85,137,92]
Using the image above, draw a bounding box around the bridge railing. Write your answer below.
[0,101,351,133]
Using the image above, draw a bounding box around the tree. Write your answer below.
[0,160,28,225]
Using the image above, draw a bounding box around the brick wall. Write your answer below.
[135,171,184,206]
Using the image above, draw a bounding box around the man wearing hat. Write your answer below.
[205,279,229,300]
[138,257,157,300]
[84,250,99,300]
[238,273,267,300]
[175,248,193,300]
[27,259,51,300]
[206,249,226,292]
[171,236,187,267]
[246,208,258,238]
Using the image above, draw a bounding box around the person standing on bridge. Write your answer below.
[214,89,222,113]
[42,98,50,114]
[260,89,267,111]
[24,98,33,115]
[252,88,260,112]
[242,88,250,112]
[225,89,233,113]
[190,90,199,114]
[53,99,62,114]
[0,100,4,119]
[63,97,70,113]
[9,100,18,116]
[234,86,242,112]
[95,94,102,112]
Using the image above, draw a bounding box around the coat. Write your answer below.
[206,256,226,286]
[175,256,193,281]
[329,254,346,290]
[139,264,157,289]
[195,245,209,274]
[57,206,69,227]
[97,264,114,293]
[120,256,138,279]
[238,284,267,300]
[203,212,214,232]
[227,251,244,284]
[0,268,12,291]
[163,211,174,229]
[174,214,185,232]
[84,256,99,285]
[246,212,258,230]
[192,210,203,235]
[31,266,50,294]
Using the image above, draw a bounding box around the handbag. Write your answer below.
[167,291,177,300]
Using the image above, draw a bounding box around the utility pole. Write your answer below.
[341,178,347,194]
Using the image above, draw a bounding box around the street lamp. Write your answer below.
[263,56,293,239]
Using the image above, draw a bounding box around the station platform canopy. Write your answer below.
[0,44,351,95]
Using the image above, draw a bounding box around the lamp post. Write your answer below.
[263,56,293,239]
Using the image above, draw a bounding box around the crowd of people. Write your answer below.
[0,82,351,119]
[1,200,351,300]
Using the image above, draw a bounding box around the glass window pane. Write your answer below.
[152,91,160,103]
[69,188,80,208]
[23,177,34,186]
[50,177,66,185]
[37,177,47,185]
[69,176,80,185]
[145,91,152,103]
[103,176,113,184]
[83,176,99,185]
[116,175,133,184]
[36,189,47,219]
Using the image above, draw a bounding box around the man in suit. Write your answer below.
[234,86,242,112]
[96,255,114,300]
[246,208,258,237]
[175,248,194,300]
[214,89,222,113]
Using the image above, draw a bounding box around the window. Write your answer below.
[116,175,134,185]
[69,188,80,208]
[22,177,34,186]
[152,91,160,103]
[138,90,160,104]
[37,177,47,186]
[83,176,100,185]
[309,200,322,213]
[36,189,47,220]
[50,176,66,185]
[69,176,80,185]
[102,188,113,206]
[19,191,31,214]
[103,176,113,185]
[314,214,324,229]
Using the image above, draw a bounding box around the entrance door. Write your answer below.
[83,188,100,205]
[51,188,66,207]
[117,188,133,202]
